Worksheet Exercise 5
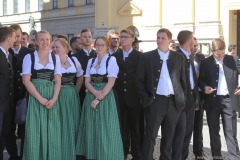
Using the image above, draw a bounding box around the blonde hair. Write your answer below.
[107,30,119,39]
[54,38,70,53]
[120,29,135,39]
[212,38,226,51]
[35,30,52,50]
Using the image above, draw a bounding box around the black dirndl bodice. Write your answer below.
[61,57,77,85]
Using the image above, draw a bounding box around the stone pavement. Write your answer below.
[3,113,240,160]
[127,113,240,160]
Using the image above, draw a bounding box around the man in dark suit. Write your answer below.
[136,28,187,160]
[6,24,34,160]
[172,30,199,160]
[191,37,206,160]
[112,29,141,160]
[198,38,240,160]
[0,27,15,160]
[73,28,96,106]
[68,36,82,57]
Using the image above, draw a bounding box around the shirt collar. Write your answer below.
[83,48,92,56]
[11,45,21,54]
[108,48,116,55]
[0,46,9,58]
[157,49,170,60]
[180,47,191,59]
[214,56,224,64]
[123,47,133,57]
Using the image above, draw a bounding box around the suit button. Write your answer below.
[124,81,126,83]
[216,80,218,82]
[10,93,11,95]
[9,68,11,70]
[158,70,160,72]
[160,61,162,63]
[124,73,126,75]
[18,79,20,81]
[188,68,190,70]
[124,89,127,91]
[188,60,190,62]
[154,96,155,99]
[214,95,216,97]
[17,70,19,73]
[217,65,218,67]
[154,87,156,90]
[18,87,21,89]
[191,92,193,94]
[156,79,158,81]
[10,76,11,78]
[217,73,218,74]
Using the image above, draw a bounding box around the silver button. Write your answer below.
[18,79,20,81]
[154,87,156,90]
[124,73,126,75]
[216,80,218,82]
[124,89,126,91]
[158,70,160,72]
[18,87,21,89]
[156,79,158,81]
[10,93,11,95]
[124,81,126,83]
[160,61,162,63]
[214,95,216,97]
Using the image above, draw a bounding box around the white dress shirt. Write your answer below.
[215,57,229,95]
[85,54,119,78]
[11,45,21,54]
[108,49,116,55]
[83,48,93,56]
[123,48,133,61]
[21,51,62,76]
[61,56,84,77]
[180,47,195,90]
[156,49,174,95]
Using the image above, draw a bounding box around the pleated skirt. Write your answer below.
[59,84,81,160]
[23,79,62,160]
[76,82,124,160]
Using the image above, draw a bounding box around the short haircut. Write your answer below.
[120,29,135,38]
[70,37,80,47]
[94,36,110,49]
[212,38,226,51]
[0,27,15,43]
[32,31,37,36]
[157,28,172,39]
[10,24,22,33]
[22,32,29,39]
[81,28,91,35]
[228,44,236,52]
[194,37,197,40]
[177,30,193,45]
[107,30,120,39]
[57,34,67,41]
[54,38,70,53]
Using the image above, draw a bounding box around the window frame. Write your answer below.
[38,0,43,11]
[25,0,30,12]
[3,0,7,15]
[68,0,74,7]
[53,0,58,9]
[86,0,95,4]
[13,0,18,14]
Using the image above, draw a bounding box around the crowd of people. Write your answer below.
[0,23,239,160]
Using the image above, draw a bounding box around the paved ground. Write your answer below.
[3,113,240,160]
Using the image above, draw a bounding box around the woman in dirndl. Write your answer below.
[76,36,124,160]
[52,38,83,160]
[21,30,62,160]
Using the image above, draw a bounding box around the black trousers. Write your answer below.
[193,91,204,156]
[206,95,240,160]
[0,111,12,160]
[5,107,19,159]
[140,95,181,160]
[120,100,141,160]
[172,103,195,160]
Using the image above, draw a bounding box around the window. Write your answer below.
[13,0,18,14]
[68,34,74,44]
[25,0,30,12]
[53,0,58,8]
[38,0,43,11]
[86,0,95,4]
[68,0,74,7]
[3,0,7,15]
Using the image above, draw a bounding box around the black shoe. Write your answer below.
[9,156,20,160]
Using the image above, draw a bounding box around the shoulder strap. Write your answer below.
[51,53,56,68]
[91,57,96,66]
[105,56,111,75]
[69,57,77,68]
[30,52,35,73]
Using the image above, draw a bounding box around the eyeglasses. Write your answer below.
[120,36,131,39]
[95,44,105,48]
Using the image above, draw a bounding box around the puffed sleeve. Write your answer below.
[21,54,32,76]
[84,58,93,78]
[54,55,62,76]
[107,56,119,78]
[72,57,84,77]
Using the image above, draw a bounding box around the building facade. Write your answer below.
[0,0,239,55]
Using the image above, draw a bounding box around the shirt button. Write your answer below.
[124,89,126,91]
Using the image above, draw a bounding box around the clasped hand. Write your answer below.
[39,97,56,109]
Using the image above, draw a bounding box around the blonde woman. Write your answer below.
[21,30,62,160]
[52,38,83,160]
[76,36,123,159]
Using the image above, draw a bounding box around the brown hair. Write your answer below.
[57,34,67,41]
[177,30,193,45]
[94,36,110,50]
[10,24,22,33]
[157,28,172,39]
[54,38,70,53]
[120,29,135,39]
[107,30,120,39]
[0,27,15,43]
[212,38,226,51]
[22,32,29,39]
[81,28,91,35]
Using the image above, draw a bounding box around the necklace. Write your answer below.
[97,60,101,65]
[61,59,68,65]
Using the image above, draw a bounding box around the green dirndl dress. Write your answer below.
[23,79,62,160]
[76,82,124,160]
[58,80,81,160]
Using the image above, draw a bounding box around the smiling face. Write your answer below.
[21,34,29,47]
[52,40,68,57]
[35,32,52,51]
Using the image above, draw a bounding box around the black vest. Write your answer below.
[61,57,77,85]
